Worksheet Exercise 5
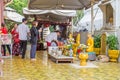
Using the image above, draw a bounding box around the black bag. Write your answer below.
[37,43,44,50]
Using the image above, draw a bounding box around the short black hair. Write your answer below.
[54,30,60,33]
[1,23,5,27]
[22,18,27,22]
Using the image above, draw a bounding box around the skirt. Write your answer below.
[12,42,20,55]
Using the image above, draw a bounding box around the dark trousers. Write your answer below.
[2,45,11,56]
[20,40,27,58]
[30,44,37,58]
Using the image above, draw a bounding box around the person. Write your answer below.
[16,18,30,59]
[45,30,60,47]
[1,23,11,56]
[30,21,42,61]
[86,33,94,52]
[11,23,20,56]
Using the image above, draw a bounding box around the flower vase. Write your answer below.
[79,48,88,66]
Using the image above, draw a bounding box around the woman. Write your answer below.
[11,24,20,56]
[1,23,11,56]
[30,21,41,61]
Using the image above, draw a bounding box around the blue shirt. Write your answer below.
[16,23,30,40]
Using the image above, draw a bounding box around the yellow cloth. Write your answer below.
[69,34,72,39]
[86,37,94,52]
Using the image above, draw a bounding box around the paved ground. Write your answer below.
[0,51,120,80]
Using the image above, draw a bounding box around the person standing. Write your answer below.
[1,23,11,56]
[16,18,30,59]
[11,24,20,56]
[30,21,41,61]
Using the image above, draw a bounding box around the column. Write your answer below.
[99,4,107,26]
[91,0,94,35]
[0,0,4,28]
[110,0,120,29]
[115,0,120,29]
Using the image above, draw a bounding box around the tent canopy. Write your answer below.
[28,0,100,10]
[23,8,76,16]
[77,5,103,31]
[23,8,76,23]
[4,7,24,22]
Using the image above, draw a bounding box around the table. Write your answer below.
[48,46,73,63]
[48,54,73,63]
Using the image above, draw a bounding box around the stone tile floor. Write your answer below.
[0,51,120,80]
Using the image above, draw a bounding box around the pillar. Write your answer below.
[0,0,4,28]
[91,0,94,35]
[99,4,107,26]
[114,0,120,29]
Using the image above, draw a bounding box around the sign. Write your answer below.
[0,34,12,45]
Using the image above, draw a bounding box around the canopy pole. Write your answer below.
[91,0,94,35]
[71,17,73,34]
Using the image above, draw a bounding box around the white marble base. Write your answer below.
[70,62,98,69]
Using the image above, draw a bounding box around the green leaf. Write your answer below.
[107,35,119,50]
[7,0,28,15]
[94,34,101,48]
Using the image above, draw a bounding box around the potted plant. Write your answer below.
[107,35,119,62]
[94,34,101,55]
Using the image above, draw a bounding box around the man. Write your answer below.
[16,18,30,59]
[45,30,60,47]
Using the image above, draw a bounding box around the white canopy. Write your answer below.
[4,7,24,22]
[28,0,100,10]
[77,5,103,32]
[23,8,76,22]
[23,8,76,17]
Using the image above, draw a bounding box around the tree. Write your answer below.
[5,0,28,31]
[73,10,84,26]
[7,0,28,15]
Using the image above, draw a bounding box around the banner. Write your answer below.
[0,34,12,45]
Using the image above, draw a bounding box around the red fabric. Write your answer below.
[14,38,20,43]
[1,27,8,34]
[11,29,20,43]
[77,49,82,54]
[44,23,50,27]
[57,42,63,46]
[47,42,51,47]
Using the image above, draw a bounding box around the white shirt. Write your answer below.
[16,23,30,40]
[45,32,57,42]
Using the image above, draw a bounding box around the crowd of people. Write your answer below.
[0,18,61,61]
